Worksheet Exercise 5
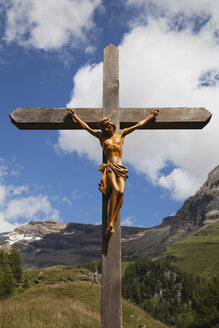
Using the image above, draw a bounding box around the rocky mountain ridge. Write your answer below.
[0,165,218,267]
[0,220,66,246]
[162,165,219,233]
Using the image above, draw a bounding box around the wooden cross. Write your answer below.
[10,44,211,328]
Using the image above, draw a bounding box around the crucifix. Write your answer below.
[10,44,211,328]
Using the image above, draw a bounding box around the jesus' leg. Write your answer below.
[106,174,125,236]
[110,177,125,227]
[105,171,119,236]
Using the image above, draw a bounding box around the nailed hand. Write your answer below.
[67,108,75,116]
[151,109,159,117]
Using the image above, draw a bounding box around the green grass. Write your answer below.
[160,220,219,277]
[0,266,168,328]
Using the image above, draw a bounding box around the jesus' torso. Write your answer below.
[100,131,124,165]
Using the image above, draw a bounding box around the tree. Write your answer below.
[8,245,23,283]
[122,258,202,327]
[191,276,219,328]
[0,249,15,298]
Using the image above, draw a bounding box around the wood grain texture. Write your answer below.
[119,107,212,129]
[10,107,212,130]
[9,108,102,130]
[101,195,122,328]
[101,44,122,328]
[103,44,119,128]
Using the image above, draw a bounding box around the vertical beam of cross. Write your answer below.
[101,44,122,328]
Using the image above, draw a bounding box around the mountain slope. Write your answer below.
[0,267,168,328]
[159,219,219,277]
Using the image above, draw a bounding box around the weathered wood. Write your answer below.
[101,44,122,328]
[103,44,119,125]
[102,196,122,328]
[120,107,212,129]
[10,107,212,130]
[9,107,102,130]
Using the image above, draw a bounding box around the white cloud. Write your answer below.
[5,195,59,221]
[119,19,219,198]
[4,0,102,50]
[121,216,135,226]
[0,185,7,206]
[0,179,59,233]
[126,0,219,27]
[85,46,96,54]
[0,157,24,180]
[56,62,103,163]
[57,130,101,163]
[11,185,29,195]
[0,213,20,233]
[67,63,103,108]
[57,3,219,201]
[61,196,72,207]
[0,184,29,205]
[71,189,92,201]
[158,168,201,201]
[0,164,8,180]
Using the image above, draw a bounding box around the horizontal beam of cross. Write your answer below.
[10,107,212,130]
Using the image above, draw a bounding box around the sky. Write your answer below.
[0,0,219,233]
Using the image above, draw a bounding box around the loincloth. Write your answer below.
[98,163,128,195]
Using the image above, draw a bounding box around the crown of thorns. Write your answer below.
[98,117,116,130]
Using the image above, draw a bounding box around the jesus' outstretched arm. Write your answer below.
[121,109,159,137]
[67,108,101,139]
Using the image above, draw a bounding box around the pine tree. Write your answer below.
[8,245,23,283]
[122,258,202,327]
[191,276,219,328]
[0,249,15,298]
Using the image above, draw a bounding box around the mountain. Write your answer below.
[0,220,66,245]
[0,165,218,267]
[0,220,148,267]
[162,165,219,234]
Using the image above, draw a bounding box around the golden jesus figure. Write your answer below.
[68,108,159,236]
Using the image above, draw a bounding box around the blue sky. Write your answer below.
[0,0,219,232]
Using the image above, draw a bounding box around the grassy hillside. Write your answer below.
[160,220,219,277]
[0,266,168,328]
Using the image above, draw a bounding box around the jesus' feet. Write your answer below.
[105,223,115,237]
